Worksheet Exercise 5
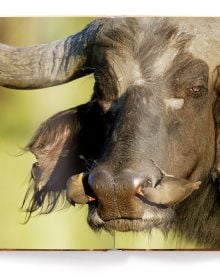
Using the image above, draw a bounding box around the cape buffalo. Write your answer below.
[1,17,220,248]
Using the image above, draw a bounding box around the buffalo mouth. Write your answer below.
[67,171,201,232]
[87,203,175,232]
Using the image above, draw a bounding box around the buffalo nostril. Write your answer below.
[135,175,163,196]
[88,169,113,191]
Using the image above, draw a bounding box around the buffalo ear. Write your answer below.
[22,102,100,219]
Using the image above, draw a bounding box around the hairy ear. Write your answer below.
[22,101,104,220]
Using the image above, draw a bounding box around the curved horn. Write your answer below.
[0,19,106,89]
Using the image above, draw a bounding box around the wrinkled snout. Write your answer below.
[66,160,200,224]
[87,167,154,220]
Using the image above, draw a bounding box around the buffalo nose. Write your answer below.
[87,167,162,220]
[88,168,148,195]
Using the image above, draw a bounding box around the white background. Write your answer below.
[0,0,220,279]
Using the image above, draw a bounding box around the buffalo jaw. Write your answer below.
[66,172,201,232]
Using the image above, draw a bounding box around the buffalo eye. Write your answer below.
[189,83,207,97]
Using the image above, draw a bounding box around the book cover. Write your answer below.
[0,17,219,250]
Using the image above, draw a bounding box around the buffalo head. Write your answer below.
[1,18,220,245]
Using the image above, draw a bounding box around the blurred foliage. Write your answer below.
[0,18,199,249]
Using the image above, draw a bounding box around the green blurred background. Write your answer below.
[0,17,200,249]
